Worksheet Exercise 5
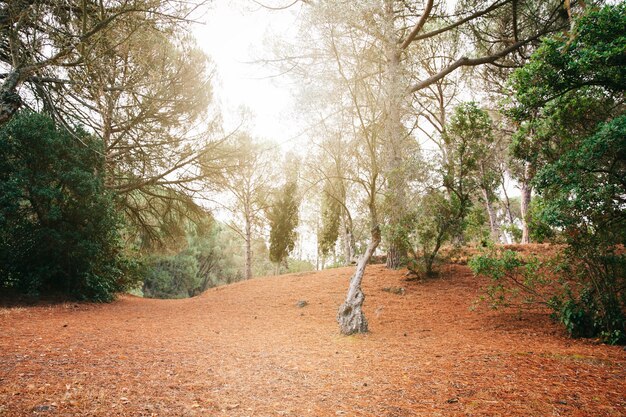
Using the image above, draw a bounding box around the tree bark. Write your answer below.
[383,0,408,269]
[482,187,501,243]
[386,242,406,269]
[337,225,381,335]
[520,161,534,244]
[0,71,23,126]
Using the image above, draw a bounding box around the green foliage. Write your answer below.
[464,205,491,245]
[412,190,464,276]
[442,102,494,205]
[142,222,244,299]
[534,116,626,239]
[410,102,496,275]
[469,249,552,309]
[0,111,139,301]
[143,253,200,299]
[499,4,626,344]
[527,197,556,243]
[508,4,625,122]
[557,244,625,344]
[279,258,316,275]
[318,181,342,256]
[470,248,625,344]
[268,181,299,265]
[381,214,414,267]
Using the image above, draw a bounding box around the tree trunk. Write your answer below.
[500,172,515,225]
[244,214,252,280]
[383,0,408,269]
[520,162,534,244]
[386,241,406,269]
[482,187,501,243]
[337,226,381,335]
[0,71,23,127]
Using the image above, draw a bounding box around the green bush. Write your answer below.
[470,248,625,345]
[469,249,551,309]
[142,222,246,298]
[527,197,556,243]
[0,111,139,301]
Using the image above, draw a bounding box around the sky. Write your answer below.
[192,1,305,150]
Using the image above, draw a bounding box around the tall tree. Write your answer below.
[268,180,300,273]
[271,0,571,333]
[55,6,223,245]
[318,180,342,259]
[0,0,223,246]
[506,3,625,342]
[0,111,138,301]
[208,133,276,280]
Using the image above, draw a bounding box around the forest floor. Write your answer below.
[1,245,624,416]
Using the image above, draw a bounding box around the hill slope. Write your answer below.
[1,262,624,416]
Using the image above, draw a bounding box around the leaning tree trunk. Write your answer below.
[337,226,381,335]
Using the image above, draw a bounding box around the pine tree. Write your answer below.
[268,181,300,273]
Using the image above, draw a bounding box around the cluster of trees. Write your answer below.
[0,0,622,342]
[0,0,224,300]
[0,0,308,301]
[471,3,625,344]
[268,0,623,339]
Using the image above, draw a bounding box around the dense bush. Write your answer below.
[0,112,139,301]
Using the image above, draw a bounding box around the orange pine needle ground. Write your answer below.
[1,253,624,416]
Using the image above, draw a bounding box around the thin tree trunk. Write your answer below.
[500,171,515,225]
[520,161,533,244]
[482,187,501,243]
[341,215,355,265]
[244,214,252,280]
[337,225,381,335]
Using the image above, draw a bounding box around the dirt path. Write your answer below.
[1,263,624,416]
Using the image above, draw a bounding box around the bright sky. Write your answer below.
[192,1,304,150]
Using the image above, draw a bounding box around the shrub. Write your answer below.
[0,111,139,301]
[470,247,625,344]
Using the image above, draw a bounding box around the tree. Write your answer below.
[318,180,342,258]
[208,133,276,280]
[55,5,224,245]
[271,0,571,334]
[268,180,300,273]
[142,220,245,299]
[0,111,138,301]
[0,0,201,126]
[0,0,223,247]
[506,3,625,343]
